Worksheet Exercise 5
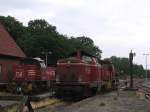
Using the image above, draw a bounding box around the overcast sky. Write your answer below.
[1,0,150,68]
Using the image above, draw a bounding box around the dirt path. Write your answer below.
[38,90,150,112]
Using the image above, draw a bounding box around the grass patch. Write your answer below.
[113,97,118,100]
[3,104,18,112]
[0,91,13,96]
[99,102,106,106]
[127,91,136,97]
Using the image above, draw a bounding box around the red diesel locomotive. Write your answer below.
[8,57,55,93]
[55,51,116,97]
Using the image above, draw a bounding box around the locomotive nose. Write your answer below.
[56,64,80,83]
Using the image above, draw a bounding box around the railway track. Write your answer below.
[0,91,73,112]
[138,85,150,93]
[135,80,150,99]
[137,81,150,92]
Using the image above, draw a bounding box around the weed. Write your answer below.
[99,102,106,106]
[113,97,118,100]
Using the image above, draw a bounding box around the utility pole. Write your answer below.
[143,53,150,82]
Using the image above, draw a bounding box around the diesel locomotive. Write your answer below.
[55,51,116,97]
[7,57,55,93]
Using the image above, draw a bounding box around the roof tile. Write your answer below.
[0,23,26,58]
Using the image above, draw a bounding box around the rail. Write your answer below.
[138,85,150,93]
[136,81,150,99]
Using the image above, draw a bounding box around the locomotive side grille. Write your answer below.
[26,65,40,80]
[27,69,36,76]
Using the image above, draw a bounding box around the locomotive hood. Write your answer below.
[57,57,82,64]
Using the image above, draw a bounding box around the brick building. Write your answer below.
[0,23,26,84]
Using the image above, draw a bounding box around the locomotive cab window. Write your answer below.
[95,58,101,66]
[82,56,93,64]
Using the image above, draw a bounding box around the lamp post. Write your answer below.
[42,50,52,67]
[129,50,136,88]
[143,53,150,82]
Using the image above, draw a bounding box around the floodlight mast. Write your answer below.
[143,53,150,82]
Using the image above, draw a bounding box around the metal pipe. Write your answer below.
[42,51,52,67]
[46,52,48,67]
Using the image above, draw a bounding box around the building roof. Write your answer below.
[0,23,26,58]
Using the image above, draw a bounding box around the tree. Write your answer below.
[28,19,57,34]
[110,56,145,77]
[77,36,94,46]
[76,36,102,58]
[0,16,25,41]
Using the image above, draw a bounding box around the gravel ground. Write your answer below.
[38,90,150,112]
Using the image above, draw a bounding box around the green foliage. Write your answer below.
[110,56,145,76]
[0,16,25,41]
[0,16,102,66]
[76,36,102,58]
